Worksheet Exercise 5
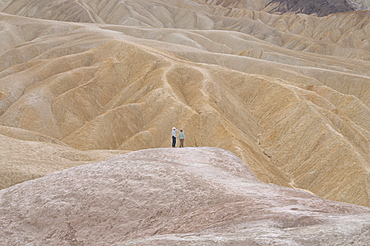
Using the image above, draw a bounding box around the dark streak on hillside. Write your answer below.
[267,0,355,16]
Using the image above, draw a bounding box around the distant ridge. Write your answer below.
[267,0,354,16]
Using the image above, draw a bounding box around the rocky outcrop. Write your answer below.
[1,148,370,245]
[347,0,370,10]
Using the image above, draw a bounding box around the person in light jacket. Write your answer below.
[178,129,185,148]
[172,127,179,147]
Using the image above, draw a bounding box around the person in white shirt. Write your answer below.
[172,127,179,147]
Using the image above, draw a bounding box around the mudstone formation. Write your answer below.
[0,0,370,244]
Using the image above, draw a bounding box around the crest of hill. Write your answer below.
[1,147,370,245]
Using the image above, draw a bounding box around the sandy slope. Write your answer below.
[1,147,370,245]
[0,0,369,209]
[0,125,126,189]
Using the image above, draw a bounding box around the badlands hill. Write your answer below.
[1,148,370,245]
[0,0,370,211]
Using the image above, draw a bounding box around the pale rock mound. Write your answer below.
[1,147,370,245]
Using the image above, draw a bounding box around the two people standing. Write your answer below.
[172,127,185,148]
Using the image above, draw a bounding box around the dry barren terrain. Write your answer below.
[1,1,370,243]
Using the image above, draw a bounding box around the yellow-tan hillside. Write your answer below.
[0,0,369,208]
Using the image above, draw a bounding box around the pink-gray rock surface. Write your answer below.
[1,147,369,245]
